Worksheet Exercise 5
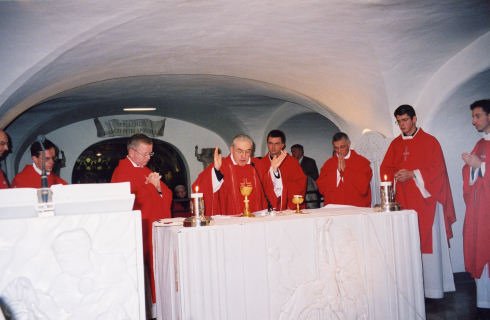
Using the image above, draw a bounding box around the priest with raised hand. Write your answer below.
[193,133,286,215]
[258,130,307,211]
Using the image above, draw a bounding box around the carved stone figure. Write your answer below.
[195,146,215,169]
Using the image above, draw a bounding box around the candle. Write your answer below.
[191,186,203,218]
[380,174,392,186]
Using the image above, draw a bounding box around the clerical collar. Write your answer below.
[127,156,143,168]
[33,162,51,175]
[483,131,490,141]
[230,153,251,165]
[402,127,419,140]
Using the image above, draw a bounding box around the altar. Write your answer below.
[0,183,146,319]
[153,207,426,320]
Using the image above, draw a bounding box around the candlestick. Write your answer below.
[376,177,400,212]
[191,192,204,219]
[184,191,212,227]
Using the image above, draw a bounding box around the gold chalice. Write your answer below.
[240,182,254,217]
[292,195,304,214]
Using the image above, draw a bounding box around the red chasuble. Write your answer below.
[462,138,490,279]
[111,157,172,302]
[380,129,456,253]
[0,170,9,189]
[12,164,67,188]
[317,150,372,207]
[192,156,267,215]
[258,153,307,210]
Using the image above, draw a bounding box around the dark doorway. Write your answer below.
[71,138,188,190]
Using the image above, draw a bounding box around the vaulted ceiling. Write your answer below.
[1,1,489,153]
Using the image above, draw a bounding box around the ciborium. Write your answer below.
[240,181,254,217]
[292,194,304,214]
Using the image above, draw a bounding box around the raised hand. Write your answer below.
[271,150,287,171]
[214,147,222,171]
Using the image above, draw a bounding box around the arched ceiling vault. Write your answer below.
[1,0,489,152]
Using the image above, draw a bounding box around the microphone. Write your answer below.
[37,135,49,202]
[250,162,273,212]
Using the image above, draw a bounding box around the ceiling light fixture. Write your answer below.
[123,107,156,112]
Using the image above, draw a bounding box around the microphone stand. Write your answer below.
[34,135,55,217]
[250,162,273,213]
[37,135,50,205]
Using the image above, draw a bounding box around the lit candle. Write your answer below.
[380,174,392,187]
[380,174,394,208]
[191,186,203,218]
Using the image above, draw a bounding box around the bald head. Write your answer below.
[0,130,9,157]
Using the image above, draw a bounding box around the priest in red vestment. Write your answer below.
[258,130,306,210]
[0,129,10,189]
[380,104,456,299]
[462,99,490,310]
[193,134,284,215]
[12,138,67,188]
[317,132,372,207]
[111,134,172,308]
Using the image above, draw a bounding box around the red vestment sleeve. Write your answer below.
[0,170,8,189]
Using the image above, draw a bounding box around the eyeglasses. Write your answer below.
[235,148,252,156]
[132,148,155,158]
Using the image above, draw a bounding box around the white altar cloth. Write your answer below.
[0,183,145,320]
[153,207,425,320]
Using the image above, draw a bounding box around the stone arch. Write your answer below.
[71,137,189,191]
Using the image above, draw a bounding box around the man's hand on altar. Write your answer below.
[214,147,222,171]
[146,172,162,192]
[462,152,482,169]
[271,150,287,171]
